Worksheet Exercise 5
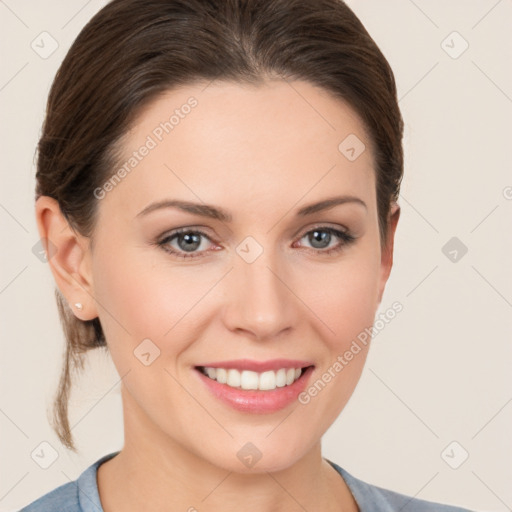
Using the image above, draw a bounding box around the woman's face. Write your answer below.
[86,79,398,472]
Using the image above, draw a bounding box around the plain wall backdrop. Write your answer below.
[1,1,511,511]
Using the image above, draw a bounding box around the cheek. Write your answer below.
[93,241,178,331]
[91,248,196,413]
[303,252,381,348]
[91,242,220,370]
[296,250,380,413]
[297,266,379,436]
[332,269,378,339]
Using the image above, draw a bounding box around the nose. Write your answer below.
[222,248,299,341]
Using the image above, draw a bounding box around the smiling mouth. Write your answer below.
[195,365,312,391]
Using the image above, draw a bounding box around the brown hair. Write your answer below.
[36,0,404,451]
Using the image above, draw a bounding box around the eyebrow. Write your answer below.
[135,195,367,222]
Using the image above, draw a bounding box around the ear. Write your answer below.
[376,202,400,306]
[35,196,98,321]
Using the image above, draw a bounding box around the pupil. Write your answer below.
[180,233,200,252]
[311,230,330,249]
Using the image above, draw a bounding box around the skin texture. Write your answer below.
[36,79,400,511]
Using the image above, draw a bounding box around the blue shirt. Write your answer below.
[19,451,474,511]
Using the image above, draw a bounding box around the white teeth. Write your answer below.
[216,368,227,384]
[259,371,276,391]
[240,370,259,390]
[275,368,287,387]
[227,369,241,387]
[200,366,305,390]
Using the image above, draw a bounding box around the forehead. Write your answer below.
[100,79,375,220]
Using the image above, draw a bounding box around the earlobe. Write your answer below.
[34,196,98,320]
[377,202,401,305]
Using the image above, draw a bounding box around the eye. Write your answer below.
[157,228,216,259]
[295,226,356,255]
[155,225,356,260]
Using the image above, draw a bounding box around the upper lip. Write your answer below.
[195,359,314,372]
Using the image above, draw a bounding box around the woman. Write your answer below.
[21,0,475,510]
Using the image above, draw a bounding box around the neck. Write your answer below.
[97,389,358,512]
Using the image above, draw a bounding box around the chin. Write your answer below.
[217,451,303,475]
[196,431,316,475]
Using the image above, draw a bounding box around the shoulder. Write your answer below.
[18,480,79,512]
[18,451,120,512]
[327,459,476,512]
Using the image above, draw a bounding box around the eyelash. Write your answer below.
[155,226,356,260]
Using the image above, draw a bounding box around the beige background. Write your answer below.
[1,1,511,510]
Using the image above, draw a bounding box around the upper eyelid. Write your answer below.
[160,223,350,240]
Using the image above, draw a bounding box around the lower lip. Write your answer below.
[195,366,314,413]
